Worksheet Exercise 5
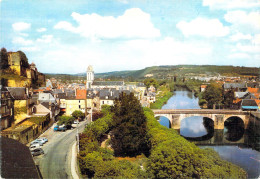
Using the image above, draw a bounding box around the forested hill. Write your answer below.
[46,65,260,81]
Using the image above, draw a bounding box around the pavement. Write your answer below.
[71,142,79,179]
[32,120,89,179]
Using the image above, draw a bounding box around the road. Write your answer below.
[34,120,88,179]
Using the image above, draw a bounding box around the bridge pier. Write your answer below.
[214,115,225,129]
[171,115,181,130]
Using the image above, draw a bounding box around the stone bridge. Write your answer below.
[152,109,250,130]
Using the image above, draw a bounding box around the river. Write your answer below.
[159,88,260,178]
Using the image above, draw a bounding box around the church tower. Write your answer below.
[86,65,94,89]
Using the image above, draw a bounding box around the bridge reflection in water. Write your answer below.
[176,116,258,151]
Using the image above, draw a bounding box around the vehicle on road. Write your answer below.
[54,125,67,132]
[72,120,79,128]
[31,148,44,157]
[30,140,43,146]
[29,144,41,151]
[38,137,48,143]
[35,138,47,144]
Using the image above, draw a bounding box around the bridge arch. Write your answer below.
[180,116,214,138]
[154,114,172,128]
[224,116,245,142]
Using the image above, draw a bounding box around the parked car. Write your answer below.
[31,148,44,157]
[54,125,67,132]
[35,138,48,144]
[38,137,48,143]
[72,121,79,128]
[29,144,41,151]
[30,140,43,146]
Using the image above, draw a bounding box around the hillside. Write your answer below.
[45,65,260,81]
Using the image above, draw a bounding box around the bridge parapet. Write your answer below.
[152,109,249,115]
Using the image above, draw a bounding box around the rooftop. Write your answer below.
[6,87,28,100]
[92,81,124,86]
[0,137,40,178]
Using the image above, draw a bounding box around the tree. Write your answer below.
[202,83,223,109]
[144,78,159,89]
[223,88,235,109]
[72,110,85,120]
[57,116,75,126]
[17,51,30,68]
[92,112,103,121]
[111,92,148,157]
[0,48,9,69]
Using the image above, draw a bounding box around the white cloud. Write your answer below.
[12,22,31,31]
[224,11,260,31]
[176,17,229,37]
[236,43,260,53]
[118,0,128,4]
[12,37,33,46]
[252,34,260,45]
[32,36,214,74]
[20,46,39,52]
[230,32,252,41]
[54,8,161,39]
[228,53,250,59]
[54,21,77,32]
[203,0,260,10]
[36,35,53,43]
[37,28,47,32]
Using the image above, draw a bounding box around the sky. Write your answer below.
[1,0,260,74]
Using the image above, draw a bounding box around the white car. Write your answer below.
[72,121,79,128]
[30,140,43,146]
[37,137,48,144]
[29,144,41,151]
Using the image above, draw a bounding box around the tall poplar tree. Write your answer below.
[111,92,148,157]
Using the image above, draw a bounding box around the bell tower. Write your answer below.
[86,65,94,89]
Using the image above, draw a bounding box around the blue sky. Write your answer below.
[1,0,259,74]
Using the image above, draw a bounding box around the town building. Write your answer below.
[86,65,94,88]
[0,86,14,130]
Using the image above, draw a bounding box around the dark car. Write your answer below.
[31,148,44,157]
[54,125,67,132]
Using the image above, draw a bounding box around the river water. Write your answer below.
[159,88,260,178]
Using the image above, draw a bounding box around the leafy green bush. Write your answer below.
[57,116,75,126]
[150,91,172,109]
[71,110,85,120]
[78,107,145,178]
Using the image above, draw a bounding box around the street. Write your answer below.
[33,120,89,179]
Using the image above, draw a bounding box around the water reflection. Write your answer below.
[162,90,200,110]
[200,145,260,178]
[159,116,171,128]
[224,117,245,142]
[181,116,208,137]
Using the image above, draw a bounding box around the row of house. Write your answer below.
[0,86,59,144]
[223,82,260,111]
[200,82,260,111]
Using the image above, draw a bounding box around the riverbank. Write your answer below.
[150,79,204,110]
[150,85,173,109]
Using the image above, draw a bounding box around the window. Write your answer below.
[79,100,80,103]
[79,105,81,109]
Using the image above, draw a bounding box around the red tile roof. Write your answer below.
[76,89,86,99]
[247,87,258,93]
